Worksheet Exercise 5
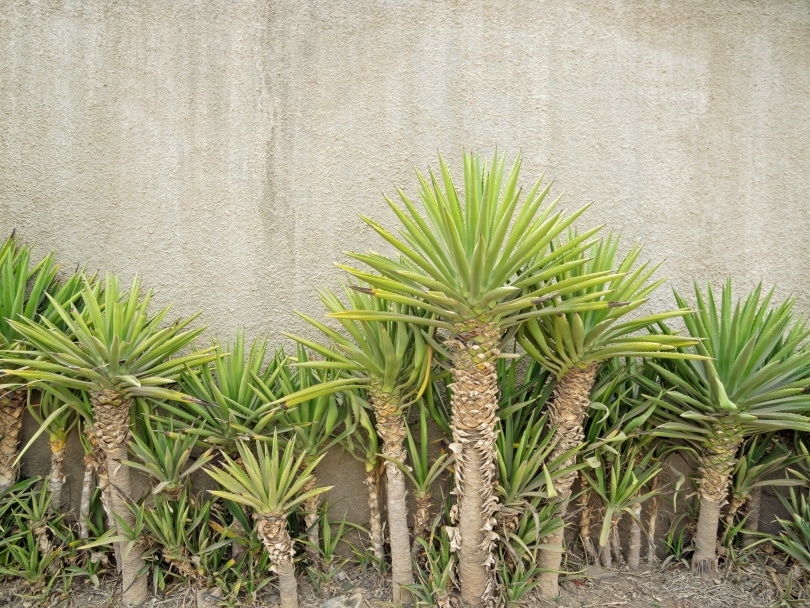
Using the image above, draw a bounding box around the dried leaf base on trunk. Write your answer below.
[370,390,413,604]
[446,324,501,607]
[538,363,598,599]
[364,467,385,561]
[0,390,26,491]
[257,514,298,608]
[91,390,148,607]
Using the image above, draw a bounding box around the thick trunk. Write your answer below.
[446,323,502,607]
[538,363,599,598]
[0,389,26,491]
[369,390,413,604]
[47,436,67,513]
[692,423,741,576]
[628,504,642,570]
[741,486,762,548]
[257,514,298,608]
[91,390,147,607]
[364,466,385,562]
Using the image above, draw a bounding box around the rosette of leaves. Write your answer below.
[335,151,617,606]
[280,285,430,603]
[0,235,84,490]
[2,273,217,606]
[517,234,695,596]
[648,281,810,575]
[205,434,331,608]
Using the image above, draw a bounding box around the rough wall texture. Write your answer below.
[1,1,809,520]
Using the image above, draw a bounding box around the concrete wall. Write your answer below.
[1,1,809,520]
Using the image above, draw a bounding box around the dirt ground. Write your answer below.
[2,557,808,608]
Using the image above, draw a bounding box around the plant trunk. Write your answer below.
[538,363,599,598]
[47,436,67,513]
[647,480,660,566]
[742,486,762,548]
[692,422,742,576]
[412,492,432,556]
[91,390,147,607]
[599,522,612,569]
[0,389,26,491]
[256,514,298,608]
[610,518,623,566]
[364,465,385,562]
[628,504,642,570]
[79,433,102,540]
[370,390,413,605]
[446,323,502,607]
[578,480,599,565]
[301,476,322,571]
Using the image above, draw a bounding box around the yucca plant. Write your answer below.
[167,332,285,449]
[516,233,694,596]
[771,488,810,574]
[281,285,430,602]
[335,151,617,606]
[1,273,217,606]
[252,346,353,575]
[0,236,84,490]
[339,398,386,562]
[648,281,810,575]
[205,434,331,608]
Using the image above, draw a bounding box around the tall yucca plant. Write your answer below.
[335,152,616,605]
[2,273,217,607]
[206,435,331,608]
[0,235,83,490]
[647,281,810,575]
[516,233,695,596]
[281,285,429,603]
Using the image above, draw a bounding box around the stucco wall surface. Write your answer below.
[1,1,809,520]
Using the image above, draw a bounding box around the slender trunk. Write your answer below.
[47,436,67,513]
[91,390,147,607]
[370,390,413,605]
[0,389,26,491]
[599,520,612,569]
[412,492,432,556]
[539,363,599,598]
[647,479,660,566]
[578,481,598,565]
[364,465,385,562]
[628,504,642,570]
[446,324,502,607]
[301,476,322,571]
[79,433,102,540]
[692,423,741,576]
[256,514,298,608]
[742,486,762,548]
[610,518,623,566]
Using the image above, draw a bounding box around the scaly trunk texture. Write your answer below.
[610,518,623,566]
[0,389,26,491]
[364,466,385,561]
[256,514,298,608]
[90,389,147,607]
[628,504,642,570]
[742,486,762,548]
[301,476,322,571]
[446,322,502,607]
[578,481,599,565]
[47,436,67,513]
[412,492,432,555]
[647,479,661,566]
[79,437,102,540]
[692,421,742,575]
[369,390,413,604]
[538,363,599,598]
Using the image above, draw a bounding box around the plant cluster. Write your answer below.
[1,153,810,608]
